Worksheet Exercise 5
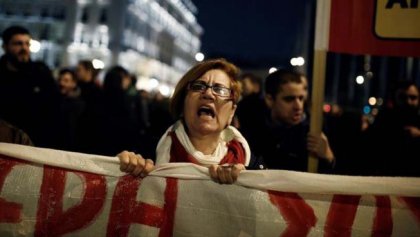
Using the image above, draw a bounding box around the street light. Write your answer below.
[290,56,305,66]
[269,67,277,74]
[92,59,105,69]
[29,39,41,53]
[356,75,364,84]
[368,97,377,106]
[195,52,204,62]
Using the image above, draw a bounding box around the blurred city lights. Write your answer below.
[195,52,204,62]
[323,104,331,113]
[149,78,159,89]
[290,56,305,66]
[269,67,278,74]
[159,84,170,97]
[92,59,105,69]
[363,105,371,114]
[376,98,384,106]
[296,57,305,66]
[29,39,41,53]
[368,97,377,106]
[356,75,364,84]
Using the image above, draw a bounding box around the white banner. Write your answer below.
[0,143,419,236]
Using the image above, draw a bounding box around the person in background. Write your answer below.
[235,72,265,129]
[240,72,262,97]
[117,58,264,184]
[0,25,59,148]
[57,68,85,151]
[58,68,80,97]
[147,91,175,158]
[367,80,420,176]
[101,66,142,156]
[0,119,33,146]
[74,60,104,154]
[240,69,335,172]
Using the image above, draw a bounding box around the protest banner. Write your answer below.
[0,143,419,236]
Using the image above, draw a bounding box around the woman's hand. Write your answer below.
[209,164,245,184]
[117,151,155,177]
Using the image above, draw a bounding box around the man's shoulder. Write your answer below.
[30,61,52,72]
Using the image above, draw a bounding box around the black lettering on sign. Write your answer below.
[386,0,418,8]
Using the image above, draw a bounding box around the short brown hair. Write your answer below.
[170,58,241,119]
[264,69,302,99]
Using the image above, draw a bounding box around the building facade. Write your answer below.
[0,0,202,94]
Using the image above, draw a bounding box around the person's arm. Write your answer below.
[117,151,155,177]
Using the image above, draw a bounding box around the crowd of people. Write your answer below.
[1,25,419,182]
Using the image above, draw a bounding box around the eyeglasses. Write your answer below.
[188,81,232,98]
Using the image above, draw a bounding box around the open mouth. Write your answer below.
[197,106,215,118]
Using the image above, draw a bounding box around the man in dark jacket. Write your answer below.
[0,25,59,148]
[240,69,335,172]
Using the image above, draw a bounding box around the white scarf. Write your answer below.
[155,120,250,166]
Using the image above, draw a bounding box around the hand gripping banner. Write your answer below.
[0,143,419,236]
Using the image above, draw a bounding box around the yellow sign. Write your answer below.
[375,0,420,39]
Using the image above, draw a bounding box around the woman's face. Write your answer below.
[183,69,236,137]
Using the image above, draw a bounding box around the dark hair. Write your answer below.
[264,69,302,98]
[395,80,418,93]
[240,72,262,87]
[103,65,129,92]
[394,80,419,103]
[2,25,30,45]
[170,58,241,119]
[58,68,76,81]
[78,60,100,79]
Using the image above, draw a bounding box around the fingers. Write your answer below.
[142,159,155,176]
[231,164,245,181]
[306,134,318,153]
[118,151,132,172]
[307,133,326,155]
[209,164,245,184]
[209,165,219,182]
[127,154,142,173]
[131,156,145,176]
[217,165,233,184]
[117,151,155,178]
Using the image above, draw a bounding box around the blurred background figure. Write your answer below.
[58,68,80,97]
[235,72,265,129]
[75,60,102,102]
[326,109,370,175]
[56,68,85,151]
[74,60,104,154]
[367,80,420,176]
[147,91,175,159]
[0,119,33,146]
[240,72,262,97]
[101,66,142,156]
[0,25,59,148]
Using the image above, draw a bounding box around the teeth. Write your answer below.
[197,107,214,117]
